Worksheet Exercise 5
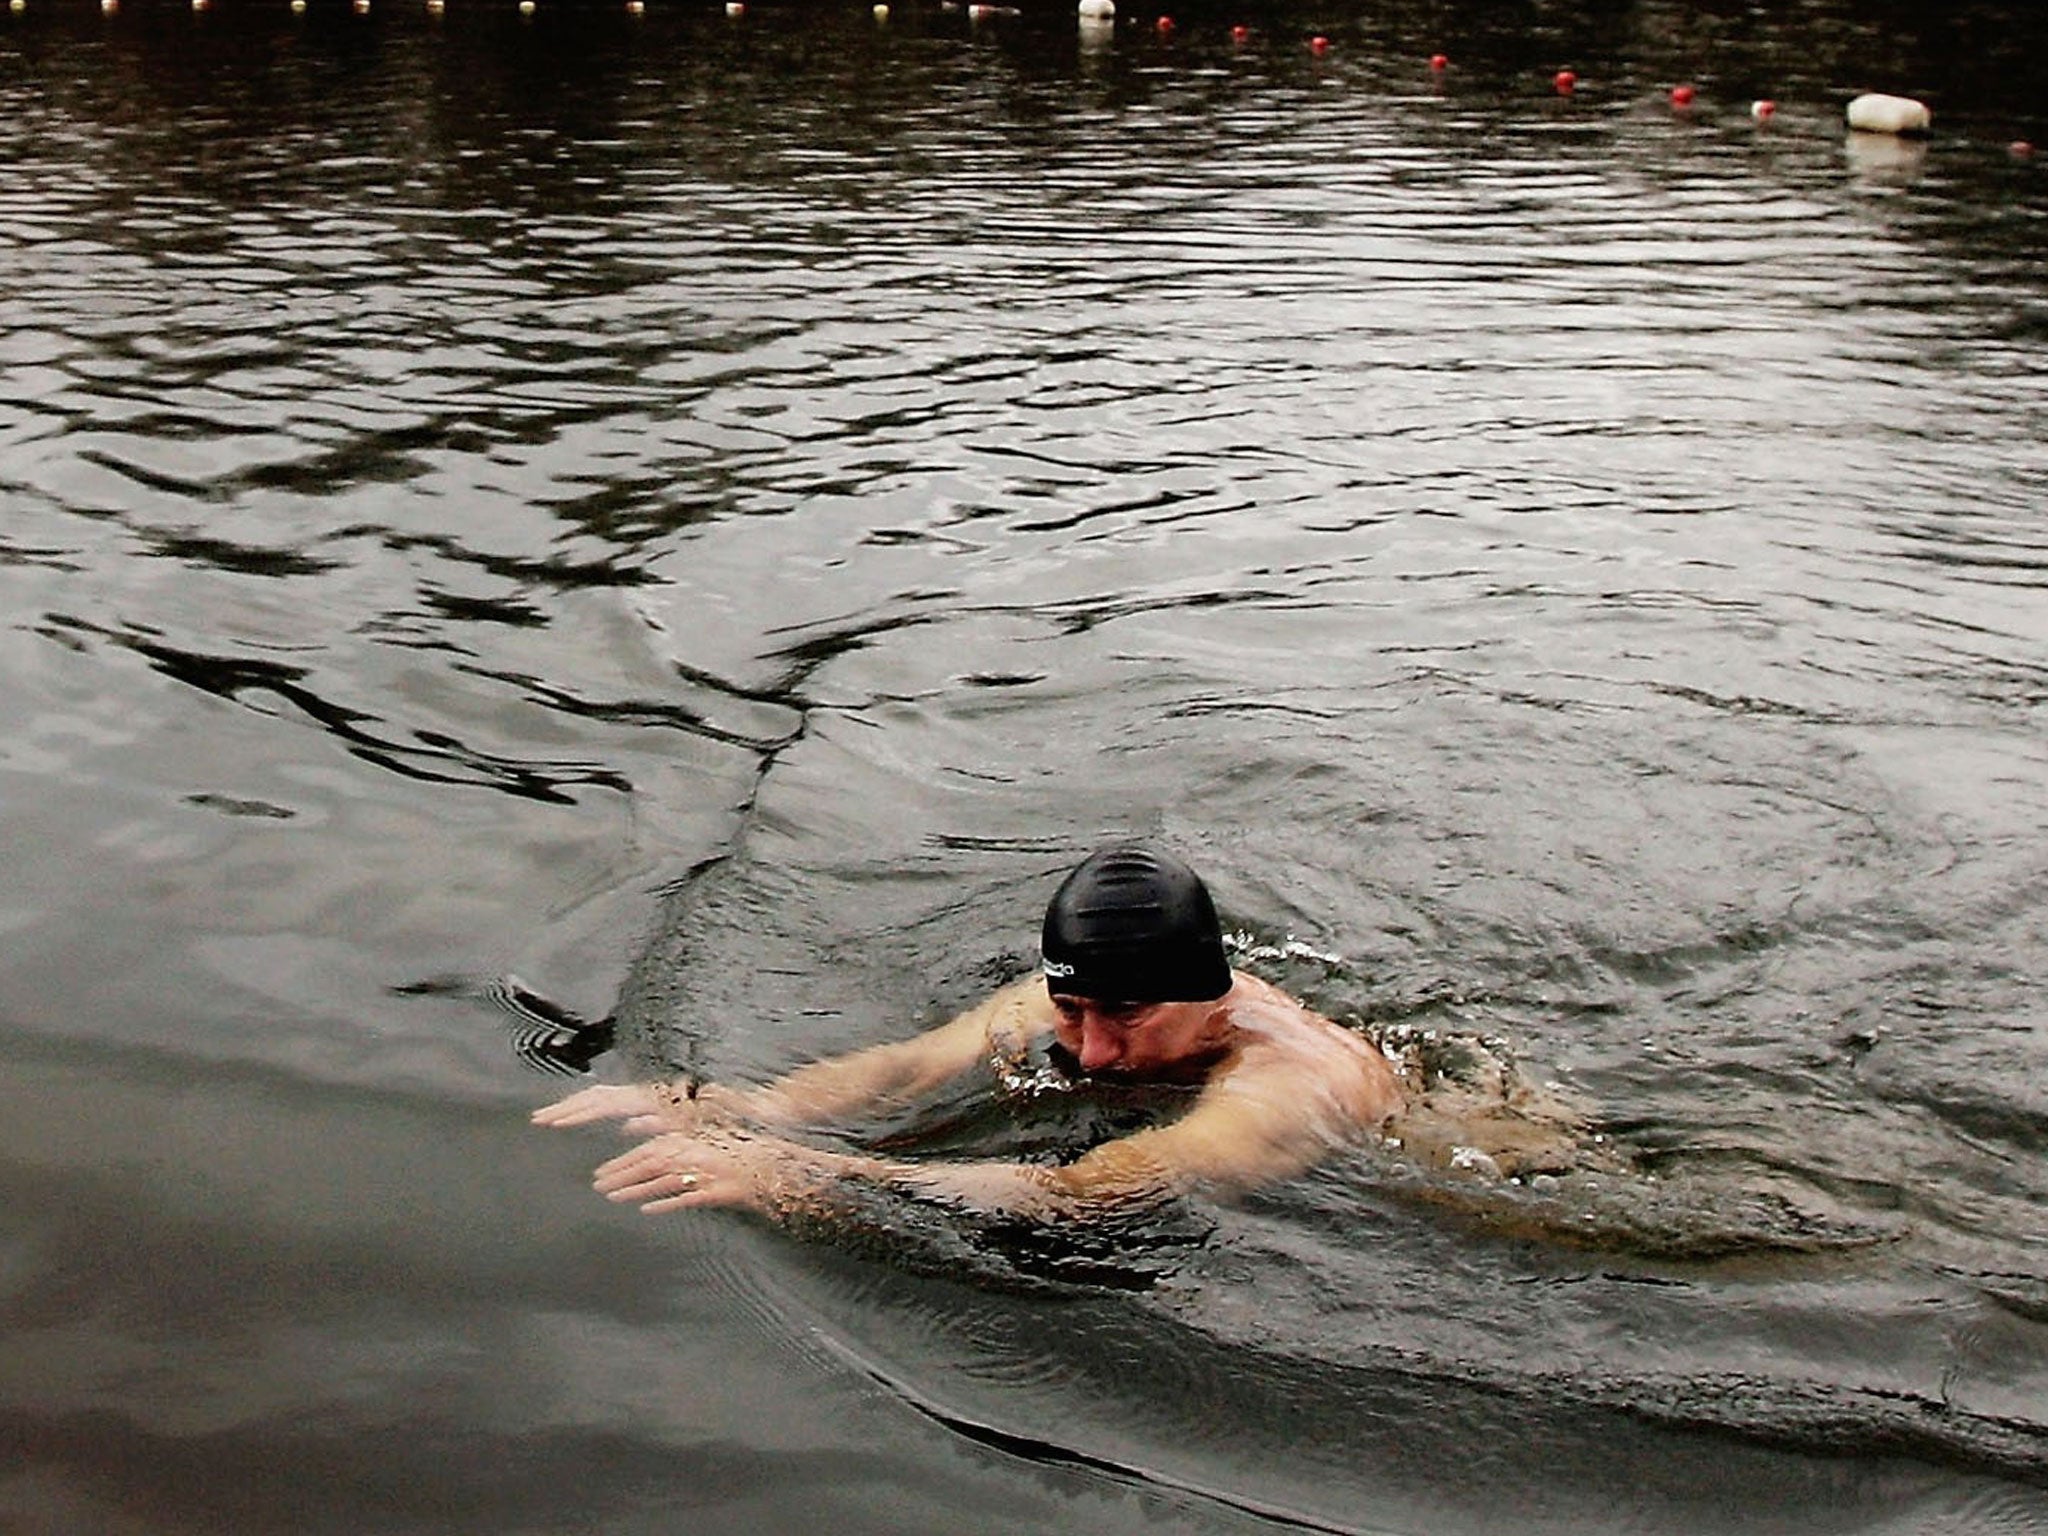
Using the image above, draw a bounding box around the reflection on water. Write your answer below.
[2,0,2046,1530]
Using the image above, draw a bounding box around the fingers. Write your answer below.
[593,1148,661,1190]
[603,1168,711,1207]
[637,1175,748,1211]
[532,1083,663,1127]
[591,1132,765,1213]
[538,1088,765,1214]
[641,1188,738,1213]
[593,1133,709,1194]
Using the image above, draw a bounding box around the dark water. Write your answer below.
[3,0,2047,1530]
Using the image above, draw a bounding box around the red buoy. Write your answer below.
[1155,13,1172,31]
[1670,84,1696,108]
[1231,22,1248,42]
[1429,53,1448,71]
[1554,69,1577,95]
[1751,99,1777,122]
[1309,33,1328,54]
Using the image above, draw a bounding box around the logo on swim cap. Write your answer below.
[1039,844,1233,1003]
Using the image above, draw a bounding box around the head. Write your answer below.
[1039,845,1235,1073]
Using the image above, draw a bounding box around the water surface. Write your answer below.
[2,0,2046,1530]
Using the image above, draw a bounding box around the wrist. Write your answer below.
[758,1138,897,1218]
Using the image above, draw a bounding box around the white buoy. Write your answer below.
[1846,93,1931,136]
[1077,0,1113,18]
[872,2,886,16]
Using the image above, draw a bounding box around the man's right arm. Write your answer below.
[533,977,1049,1134]
[737,977,1044,1125]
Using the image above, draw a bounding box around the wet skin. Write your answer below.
[536,972,1405,1220]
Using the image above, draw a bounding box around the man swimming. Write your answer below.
[534,845,1415,1221]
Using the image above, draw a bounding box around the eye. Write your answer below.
[1096,1002,1146,1025]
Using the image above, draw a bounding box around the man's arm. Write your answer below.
[533,977,1048,1135]
[590,1040,1385,1220]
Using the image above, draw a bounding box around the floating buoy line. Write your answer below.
[13,0,2035,157]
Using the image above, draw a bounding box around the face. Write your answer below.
[1048,992,1219,1075]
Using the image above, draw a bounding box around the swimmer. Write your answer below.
[535,844,1576,1221]
[536,845,1403,1219]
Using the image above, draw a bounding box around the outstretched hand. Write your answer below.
[537,1082,823,1215]
[593,1130,789,1213]
[532,1082,711,1138]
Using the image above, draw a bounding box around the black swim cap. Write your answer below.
[1040,846,1234,1003]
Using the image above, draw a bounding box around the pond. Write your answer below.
[2,0,2046,1530]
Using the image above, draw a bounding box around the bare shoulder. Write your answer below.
[1063,978,1400,1198]
[1215,973,1403,1124]
[978,973,1056,1032]
[929,973,1054,1061]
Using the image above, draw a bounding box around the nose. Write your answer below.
[1077,1018,1125,1070]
